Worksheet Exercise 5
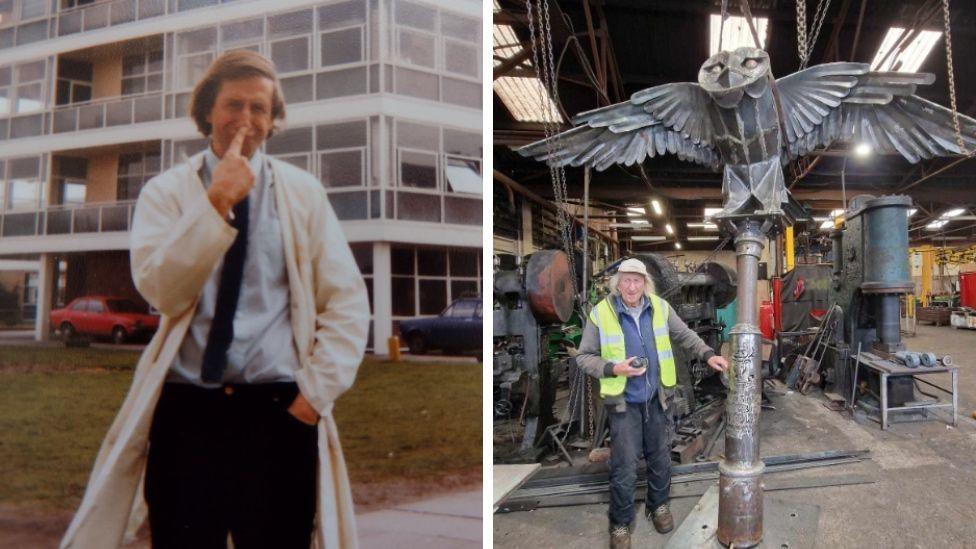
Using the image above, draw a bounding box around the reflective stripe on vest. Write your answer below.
[588,295,677,397]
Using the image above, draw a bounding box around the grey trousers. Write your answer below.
[608,397,672,527]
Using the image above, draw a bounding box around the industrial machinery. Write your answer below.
[816,195,956,423]
[493,250,576,459]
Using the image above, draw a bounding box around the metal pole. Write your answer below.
[717,221,765,548]
[582,167,590,298]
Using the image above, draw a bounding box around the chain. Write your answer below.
[586,375,594,441]
[797,0,831,69]
[796,0,808,64]
[526,0,579,294]
[718,0,728,52]
[942,0,967,155]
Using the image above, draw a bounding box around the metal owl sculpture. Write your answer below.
[518,47,976,228]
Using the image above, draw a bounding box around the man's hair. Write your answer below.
[188,50,286,138]
[608,270,656,298]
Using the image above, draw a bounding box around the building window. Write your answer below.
[122,50,163,96]
[117,149,161,201]
[398,149,437,189]
[0,66,10,116]
[0,60,47,116]
[220,17,265,51]
[265,125,313,172]
[176,27,217,89]
[3,156,42,211]
[390,245,481,319]
[319,0,366,68]
[55,58,93,106]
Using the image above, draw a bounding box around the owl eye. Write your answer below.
[743,58,759,69]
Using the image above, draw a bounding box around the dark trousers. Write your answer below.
[608,397,672,527]
[145,382,318,549]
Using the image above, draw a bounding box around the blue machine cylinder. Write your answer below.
[858,195,913,294]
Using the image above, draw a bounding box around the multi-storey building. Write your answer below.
[0,0,483,351]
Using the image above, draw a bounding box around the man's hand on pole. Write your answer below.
[613,356,647,377]
[707,355,730,373]
[208,126,255,218]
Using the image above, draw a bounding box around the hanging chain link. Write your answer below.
[718,0,729,52]
[941,0,968,156]
[526,0,579,292]
[796,0,808,63]
[586,375,594,441]
[797,0,831,69]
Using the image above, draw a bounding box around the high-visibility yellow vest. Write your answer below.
[588,294,677,397]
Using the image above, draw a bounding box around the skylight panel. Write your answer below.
[709,14,768,55]
[870,27,942,73]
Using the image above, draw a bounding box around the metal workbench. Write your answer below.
[857,351,958,430]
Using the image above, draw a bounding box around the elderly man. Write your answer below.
[61,51,369,549]
[577,258,729,548]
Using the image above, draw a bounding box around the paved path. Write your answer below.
[357,489,483,548]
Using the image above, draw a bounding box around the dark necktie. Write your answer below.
[201,196,249,383]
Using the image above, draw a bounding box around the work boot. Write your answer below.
[609,522,631,549]
[647,503,674,534]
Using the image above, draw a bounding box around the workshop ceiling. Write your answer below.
[493,0,976,250]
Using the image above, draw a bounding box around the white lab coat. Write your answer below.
[61,151,370,549]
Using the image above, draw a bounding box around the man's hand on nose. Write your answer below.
[208,127,255,218]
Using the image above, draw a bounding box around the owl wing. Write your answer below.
[777,62,976,163]
[516,82,719,171]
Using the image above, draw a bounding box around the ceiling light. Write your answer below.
[941,208,965,218]
[627,207,646,215]
[687,236,720,241]
[631,236,667,242]
[608,222,652,229]
[908,208,918,217]
[870,27,942,73]
[665,223,674,235]
[925,220,949,230]
[687,222,719,230]
[675,242,682,250]
[704,207,723,220]
[650,199,663,216]
[854,143,872,157]
[709,14,768,55]
[820,221,834,230]
[812,217,828,222]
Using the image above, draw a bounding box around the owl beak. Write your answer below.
[718,67,732,87]
[718,67,744,89]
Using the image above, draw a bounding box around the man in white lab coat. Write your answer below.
[61,51,370,549]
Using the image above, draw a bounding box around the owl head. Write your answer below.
[698,47,771,108]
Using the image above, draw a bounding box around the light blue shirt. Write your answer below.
[168,146,302,386]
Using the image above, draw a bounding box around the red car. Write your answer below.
[51,296,160,344]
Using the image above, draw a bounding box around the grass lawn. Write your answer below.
[0,347,481,511]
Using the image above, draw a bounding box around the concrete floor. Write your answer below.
[494,323,976,548]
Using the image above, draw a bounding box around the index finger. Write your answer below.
[227,126,248,156]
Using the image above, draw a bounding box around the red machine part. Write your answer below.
[525,250,575,324]
[772,277,783,332]
[961,271,976,308]
[759,300,775,340]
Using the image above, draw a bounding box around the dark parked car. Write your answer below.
[399,297,482,356]
[51,296,160,344]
